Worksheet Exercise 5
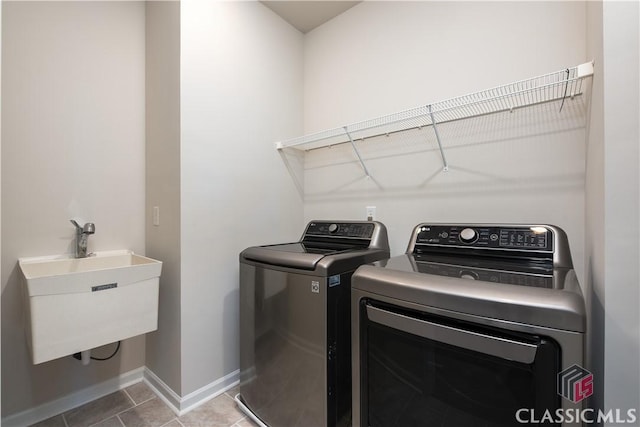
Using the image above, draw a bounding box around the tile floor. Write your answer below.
[31,382,259,427]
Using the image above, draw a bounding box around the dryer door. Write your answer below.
[358,300,561,427]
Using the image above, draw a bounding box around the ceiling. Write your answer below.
[261,1,361,34]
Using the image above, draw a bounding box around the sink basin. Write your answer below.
[19,250,162,364]
[21,250,162,296]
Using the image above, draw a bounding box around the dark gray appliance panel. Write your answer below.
[240,262,328,427]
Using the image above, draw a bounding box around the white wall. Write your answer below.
[1,1,146,416]
[179,0,303,395]
[304,1,587,133]
[145,0,182,396]
[585,0,605,415]
[601,0,640,417]
[302,1,588,287]
[585,1,640,419]
[1,0,3,416]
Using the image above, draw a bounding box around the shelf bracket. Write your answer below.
[428,105,449,172]
[559,68,570,113]
[344,127,371,178]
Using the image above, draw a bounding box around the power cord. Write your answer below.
[90,341,121,361]
[72,341,121,362]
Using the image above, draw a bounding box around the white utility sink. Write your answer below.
[19,250,162,364]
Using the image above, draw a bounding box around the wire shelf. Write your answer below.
[275,62,594,174]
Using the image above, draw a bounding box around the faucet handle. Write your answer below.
[70,220,95,234]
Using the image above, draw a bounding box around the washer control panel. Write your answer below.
[306,222,375,239]
[414,225,553,252]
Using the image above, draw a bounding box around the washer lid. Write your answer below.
[241,242,364,270]
[352,255,585,332]
[241,220,391,272]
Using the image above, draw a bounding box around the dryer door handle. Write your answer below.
[366,305,538,364]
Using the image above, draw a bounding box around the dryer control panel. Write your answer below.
[413,225,554,253]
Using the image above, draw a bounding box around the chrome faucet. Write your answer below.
[70,220,95,258]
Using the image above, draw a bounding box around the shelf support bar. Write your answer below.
[428,105,449,172]
[559,68,570,113]
[344,127,371,178]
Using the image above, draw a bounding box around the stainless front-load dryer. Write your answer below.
[238,221,390,427]
[352,224,586,427]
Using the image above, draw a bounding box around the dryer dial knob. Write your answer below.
[328,223,339,233]
[459,228,478,243]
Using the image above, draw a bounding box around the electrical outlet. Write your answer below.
[366,206,376,221]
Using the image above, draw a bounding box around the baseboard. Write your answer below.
[141,367,182,413]
[180,369,239,414]
[1,367,145,427]
[144,367,239,416]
